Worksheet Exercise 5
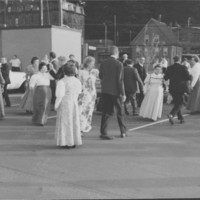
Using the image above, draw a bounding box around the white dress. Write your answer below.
[139,73,164,121]
[55,76,82,147]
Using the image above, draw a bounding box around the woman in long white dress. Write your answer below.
[187,55,200,113]
[78,56,98,133]
[139,65,164,121]
[55,62,82,148]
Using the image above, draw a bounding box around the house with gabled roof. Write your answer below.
[130,18,182,71]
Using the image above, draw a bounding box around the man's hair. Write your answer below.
[49,51,56,59]
[125,59,133,66]
[173,55,181,62]
[109,46,119,56]
[69,54,75,58]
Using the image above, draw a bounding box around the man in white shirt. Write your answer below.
[9,55,21,72]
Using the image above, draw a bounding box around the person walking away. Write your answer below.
[78,56,98,133]
[164,56,191,124]
[55,62,82,148]
[0,70,5,119]
[49,52,59,106]
[121,53,128,67]
[20,57,39,114]
[123,59,143,116]
[1,57,11,107]
[187,55,200,113]
[134,57,146,107]
[9,55,21,72]
[139,65,164,121]
[30,62,52,126]
[99,46,126,139]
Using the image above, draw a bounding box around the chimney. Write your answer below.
[188,17,191,28]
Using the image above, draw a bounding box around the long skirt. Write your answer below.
[0,87,5,119]
[32,86,52,125]
[55,95,82,147]
[187,77,200,112]
[20,85,34,112]
[139,85,163,121]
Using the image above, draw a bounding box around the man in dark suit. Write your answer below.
[134,57,146,107]
[124,59,144,116]
[49,51,59,105]
[1,57,11,107]
[99,46,127,139]
[164,56,191,124]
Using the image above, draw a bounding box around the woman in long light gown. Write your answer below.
[55,62,82,148]
[78,56,98,133]
[0,71,5,119]
[30,62,52,126]
[187,55,200,113]
[20,57,39,114]
[139,65,164,121]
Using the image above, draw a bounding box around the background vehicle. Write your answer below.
[7,71,26,93]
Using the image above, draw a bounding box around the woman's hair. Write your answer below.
[83,56,95,69]
[31,56,39,64]
[191,55,200,62]
[63,62,76,76]
[39,62,47,71]
[153,64,162,69]
[58,56,67,64]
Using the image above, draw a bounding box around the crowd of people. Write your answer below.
[0,46,200,148]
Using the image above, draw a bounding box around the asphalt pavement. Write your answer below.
[0,94,200,199]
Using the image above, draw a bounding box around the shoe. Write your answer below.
[167,114,174,125]
[5,105,11,107]
[99,135,114,140]
[132,113,139,116]
[120,133,127,138]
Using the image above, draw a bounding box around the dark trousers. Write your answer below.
[136,92,144,107]
[3,83,11,106]
[11,67,20,72]
[100,93,126,135]
[124,91,137,114]
[50,80,56,105]
[170,91,184,120]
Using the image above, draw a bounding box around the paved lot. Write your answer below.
[0,94,200,199]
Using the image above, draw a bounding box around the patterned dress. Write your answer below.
[55,76,82,147]
[78,69,98,133]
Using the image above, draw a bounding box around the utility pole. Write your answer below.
[4,0,8,27]
[40,0,43,26]
[59,0,63,26]
[114,15,117,45]
[103,23,107,48]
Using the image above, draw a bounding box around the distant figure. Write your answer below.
[99,46,127,139]
[123,59,143,116]
[78,56,98,133]
[139,65,164,121]
[49,51,59,105]
[68,54,79,70]
[160,57,168,74]
[1,57,11,107]
[55,62,82,148]
[187,55,200,113]
[134,56,146,107]
[49,56,67,80]
[9,55,21,72]
[20,57,39,114]
[30,62,52,126]
[182,57,191,70]
[165,56,191,124]
[121,53,128,66]
[0,69,5,119]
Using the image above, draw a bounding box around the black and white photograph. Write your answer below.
[0,0,200,199]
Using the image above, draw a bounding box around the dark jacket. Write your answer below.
[134,63,146,82]
[1,63,10,84]
[49,66,64,80]
[51,59,59,72]
[99,56,125,96]
[164,62,191,93]
[124,66,143,93]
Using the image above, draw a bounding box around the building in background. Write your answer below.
[0,0,85,70]
[130,18,182,72]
